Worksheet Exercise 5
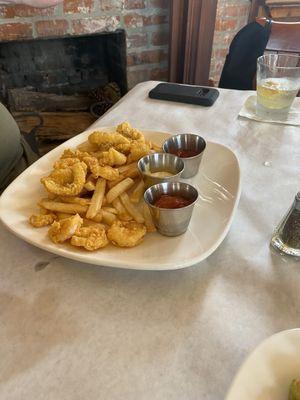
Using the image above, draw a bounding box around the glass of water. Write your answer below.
[256,54,300,120]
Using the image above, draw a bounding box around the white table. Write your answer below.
[0,81,299,400]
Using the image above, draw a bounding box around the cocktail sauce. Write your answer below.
[154,195,193,209]
[169,148,200,158]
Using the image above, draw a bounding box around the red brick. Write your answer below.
[150,67,168,80]
[100,0,123,11]
[144,14,168,25]
[124,12,168,28]
[127,68,150,88]
[151,31,168,46]
[64,0,93,14]
[149,0,168,8]
[127,49,168,66]
[215,18,239,31]
[0,5,55,18]
[125,0,145,9]
[35,20,69,37]
[71,16,120,34]
[126,32,148,48]
[0,22,32,41]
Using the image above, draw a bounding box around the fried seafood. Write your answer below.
[83,156,119,181]
[97,148,127,167]
[48,214,83,243]
[41,162,87,196]
[70,226,108,251]
[107,220,146,247]
[29,213,57,228]
[30,121,160,251]
[116,121,144,141]
[88,132,130,149]
[127,141,151,163]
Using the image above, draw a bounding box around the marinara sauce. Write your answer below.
[154,195,193,209]
[169,148,200,158]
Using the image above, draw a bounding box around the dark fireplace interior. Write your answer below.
[0,30,127,154]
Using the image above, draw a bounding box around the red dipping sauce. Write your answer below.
[170,149,200,158]
[154,195,193,209]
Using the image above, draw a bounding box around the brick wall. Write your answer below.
[0,0,169,88]
[210,0,251,84]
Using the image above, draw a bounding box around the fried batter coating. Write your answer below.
[116,122,144,141]
[114,143,131,155]
[97,148,127,167]
[107,220,146,247]
[45,168,73,186]
[88,132,130,149]
[41,162,87,196]
[60,149,90,160]
[70,226,108,251]
[53,157,80,170]
[29,213,57,228]
[48,214,83,244]
[127,141,151,163]
[83,157,119,181]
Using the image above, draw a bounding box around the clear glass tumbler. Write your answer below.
[256,54,300,120]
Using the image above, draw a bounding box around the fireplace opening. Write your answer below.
[0,29,127,154]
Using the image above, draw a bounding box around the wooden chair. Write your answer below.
[256,17,300,57]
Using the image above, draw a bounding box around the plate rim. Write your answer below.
[225,328,300,400]
[0,127,241,270]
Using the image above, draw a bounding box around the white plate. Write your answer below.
[0,128,241,270]
[226,329,300,400]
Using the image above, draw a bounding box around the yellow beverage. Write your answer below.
[257,78,299,110]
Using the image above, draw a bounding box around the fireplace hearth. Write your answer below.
[0,29,127,154]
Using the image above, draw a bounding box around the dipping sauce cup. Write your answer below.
[138,153,184,189]
[163,134,206,178]
[144,182,198,236]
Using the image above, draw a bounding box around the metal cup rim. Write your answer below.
[137,152,185,179]
[144,182,199,211]
[163,133,206,159]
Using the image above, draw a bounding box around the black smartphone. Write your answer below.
[149,83,219,107]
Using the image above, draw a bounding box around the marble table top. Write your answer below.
[0,81,299,400]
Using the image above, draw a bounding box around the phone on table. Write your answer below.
[149,83,219,107]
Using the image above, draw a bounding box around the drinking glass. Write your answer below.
[256,54,300,120]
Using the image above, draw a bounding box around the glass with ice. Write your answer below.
[256,54,300,120]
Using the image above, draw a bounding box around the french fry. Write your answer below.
[56,212,74,220]
[143,202,156,232]
[106,177,134,204]
[151,142,162,152]
[130,180,145,203]
[39,199,88,215]
[86,178,106,219]
[102,210,117,225]
[118,162,136,174]
[107,174,126,189]
[60,196,91,206]
[123,163,139,179]
[112,198,132,221]
[90,211,103,223]
[84,179,96,191]
[102,206,118,215]
[119,192,144,224]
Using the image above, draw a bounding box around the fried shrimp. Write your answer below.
[107,220,146,247]
[48,214,83,243]
[29,213,57,228]
[70,226,108,251]
[41,162,87,196]
[98,148,127,167]
[88,131,130,148]
[127,141,151,163]
[83,157,119,181]
[116,122,144,141]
